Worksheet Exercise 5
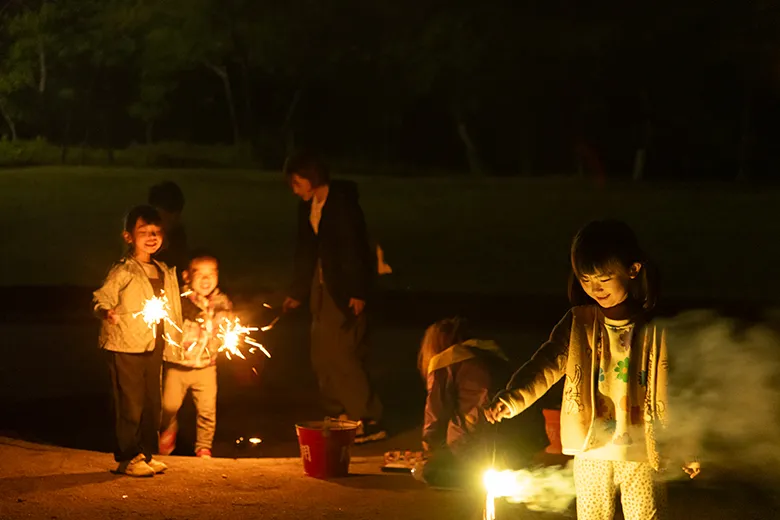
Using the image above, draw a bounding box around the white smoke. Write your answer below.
[659,310,780,482]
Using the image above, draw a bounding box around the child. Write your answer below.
[484,219,700,520]
[415,318,547,487]
[149,181,189,279]
[416,317,512,486]
[93,205,183,477]
[159,253,232,459]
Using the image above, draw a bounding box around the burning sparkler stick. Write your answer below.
[217,317,271,360]
[132,292,182,338]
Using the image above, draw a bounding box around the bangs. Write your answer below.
[572,254,627,279]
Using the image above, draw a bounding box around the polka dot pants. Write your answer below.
[573,457,667,520]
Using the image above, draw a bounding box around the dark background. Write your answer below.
[0,0,779,179]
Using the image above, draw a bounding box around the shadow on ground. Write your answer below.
[0,472,121,495]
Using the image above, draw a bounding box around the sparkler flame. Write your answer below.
[483,469,526,520]
[217,317,270,360]
[133,292,182,338]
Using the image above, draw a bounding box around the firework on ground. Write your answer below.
[482,464,575,519]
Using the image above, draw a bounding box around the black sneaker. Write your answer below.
[354,420,387,444]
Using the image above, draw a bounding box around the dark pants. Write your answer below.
[310,275,382,422]
[107,344,163,462]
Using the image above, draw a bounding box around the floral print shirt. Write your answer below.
[582,317,648,461]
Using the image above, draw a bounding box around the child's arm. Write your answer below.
[486,311,572,422]
[92,264,131,323]
[421,368,453,454]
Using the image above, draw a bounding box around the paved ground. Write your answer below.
[1,437,779,520]
[0,437,484,520]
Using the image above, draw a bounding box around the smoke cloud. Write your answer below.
[659,310,780,483]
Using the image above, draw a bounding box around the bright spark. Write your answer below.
[260,316,279,332]
[133,292,182,338]
[217,317,270,360]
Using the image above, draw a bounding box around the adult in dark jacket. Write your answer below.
[282,152,384,443]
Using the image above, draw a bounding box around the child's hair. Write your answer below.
[568,219,659,311]
[283,151,330,187]
[187,249,219,270]
[124,205,163,234]
[418,317,469,379]
[148,181,185,213]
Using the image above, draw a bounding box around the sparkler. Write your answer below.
[217,317,271,360]
[483,469,524,520]
[133,292,182,338]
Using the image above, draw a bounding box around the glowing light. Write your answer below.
[248,437,262,445]
[482,465,576,517]
[217,317,271,360]
[260,316,279,332]
[483,469,526,520]
[133,292,182,338]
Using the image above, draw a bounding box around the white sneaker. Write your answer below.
[145,458,168,474]
[116,454,155,477]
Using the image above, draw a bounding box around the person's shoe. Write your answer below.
[159,428,176,456]
[116,454,155,477]
[354,420,387,444]
[196,448,212,459]
[145,457,168,474]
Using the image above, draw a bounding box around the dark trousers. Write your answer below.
[310,275,382,421]
[106,344,163,462]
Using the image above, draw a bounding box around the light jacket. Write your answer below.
[93,257,183,353]
[497,306,668,470]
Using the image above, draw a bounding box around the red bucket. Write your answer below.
[295,419,359,478]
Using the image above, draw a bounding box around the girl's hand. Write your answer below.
[102,309,120,325]
[483,399,512,424]
[682,461,701,479]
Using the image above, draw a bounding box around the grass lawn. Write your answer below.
[1,166,779,302]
